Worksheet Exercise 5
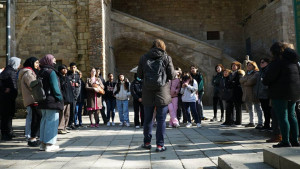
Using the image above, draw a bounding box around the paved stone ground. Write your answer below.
[0,107,275,169]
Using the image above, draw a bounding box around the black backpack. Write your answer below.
[144,55,167,90]
[30,69,52,102]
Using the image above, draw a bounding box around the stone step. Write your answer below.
[263,148,300,169]
[218,153,274,169]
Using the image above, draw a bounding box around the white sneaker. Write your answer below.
[186,123,192,128]
[196,123,202,128]
[45,145,59,152]
[119,122,123,126]
[126,122,130,127]
[135,126,140,129]
[112,122,115,126]
[168,124,173,128]
[107,122,111,126]
[175,123,180,128]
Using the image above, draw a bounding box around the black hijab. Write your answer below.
[23,57,39,74]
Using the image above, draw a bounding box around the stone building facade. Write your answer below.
[0,0,297,105]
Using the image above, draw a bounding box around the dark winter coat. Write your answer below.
[219,76,233,101]
[0,65,18,101]
[263,48,300,101]
[229,70,245,104]
[253,66,269,99]
[212,72,223,97]
[37,65,64,111]
[130,79,143,100]
[59,73,74,104]
[77,79,86,103]
[104,81,116,101]
[68,71,81,101]
[191,72,204,94]
[137,47,176,106]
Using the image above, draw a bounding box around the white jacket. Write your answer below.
[113,82,131,100]
[180,80,198,102]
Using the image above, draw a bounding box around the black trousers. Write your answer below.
[233,100,242,125]
[225,100,234,124]
[177,96,187,122]
[100,100,108,123]
[260,99,271,128]
[133,99,144,126]
[296,101,300,133]
[68,101,76,126]
[213,96,224,118]
[30,106,42,138]
[0,99,15,137]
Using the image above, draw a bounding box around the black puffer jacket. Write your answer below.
[0,66,18,101]
[59,73,74,104]
[137,47,176,106]
[130,79,143,100]
[263,48,300,101]
[212,72,223,97]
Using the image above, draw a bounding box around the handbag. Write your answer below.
[92,83,105,95]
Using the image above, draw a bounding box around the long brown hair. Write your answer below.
[114,74,129,95]
[151,39,166,51]
[182,72,194,85]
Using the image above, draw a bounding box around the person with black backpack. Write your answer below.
[38,54,63,152]
[130,73,144,129]
[137,39,175,152]
[58,65,74,134]
[0,57,21,141]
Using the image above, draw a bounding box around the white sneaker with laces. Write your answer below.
[45,145,59,152]
[126,122,130,127]
[186,123,192,128]
[119,122,123,126]
[112,122,115,126]
[107,122,111,126]
[135,126,140,129]
[175,123,180,128]
[196,123,202,128]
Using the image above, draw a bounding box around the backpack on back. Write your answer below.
[30,77,46,102]
[144,56,167,90]
[30,69,52,102]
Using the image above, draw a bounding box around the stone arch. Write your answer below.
[16,6,77,45]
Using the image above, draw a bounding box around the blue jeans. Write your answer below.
[143,105,168,146]
[25,106,32,139]
[75,102,83,126]
[183,102,200,123]
[106,99,116,122]
[40,109,59,145]
[116,100,129,123]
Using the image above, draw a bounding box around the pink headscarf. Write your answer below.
[39,54,54,66]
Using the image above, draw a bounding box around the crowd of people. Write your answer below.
[0,39,299,152]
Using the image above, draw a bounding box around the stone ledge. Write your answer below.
[218,153,274,169]
[263,148,300,169]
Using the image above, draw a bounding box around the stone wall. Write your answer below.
[16,0,89,75]
[112,0,245,59]
[0,1,16,68]
[242,0,296,62]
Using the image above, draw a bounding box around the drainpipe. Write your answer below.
[6,0,11,66]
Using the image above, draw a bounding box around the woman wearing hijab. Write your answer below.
[37,54,63,151]
[19,57,42,146]
[0,57,21,141]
